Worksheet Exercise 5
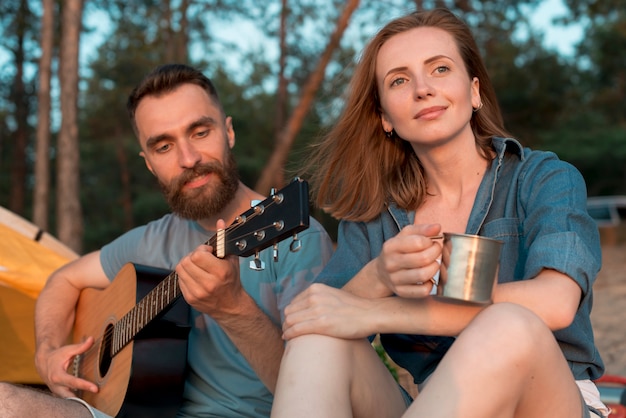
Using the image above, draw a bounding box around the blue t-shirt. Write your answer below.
[319,137,604,384]
[100,213,333,417]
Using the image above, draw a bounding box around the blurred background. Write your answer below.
[1,0,625,254]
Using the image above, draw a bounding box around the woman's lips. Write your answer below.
[414,106,447,120]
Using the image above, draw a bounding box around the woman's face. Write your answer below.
[375,26,481,149]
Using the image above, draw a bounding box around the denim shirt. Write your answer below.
[321,137,604,384]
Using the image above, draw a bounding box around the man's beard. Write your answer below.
[159,151,240,221]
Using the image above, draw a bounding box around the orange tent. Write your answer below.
[0,207,78,383]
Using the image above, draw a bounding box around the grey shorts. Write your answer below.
[66,397,112,418]
[398,384,413,408]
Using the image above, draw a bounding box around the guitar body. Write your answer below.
[73,264,190,417]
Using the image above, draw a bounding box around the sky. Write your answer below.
[525,0,584,56]
[0,0,584,75]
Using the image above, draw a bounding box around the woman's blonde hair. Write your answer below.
[304,8,511,222]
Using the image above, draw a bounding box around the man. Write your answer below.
[0,63,333,417]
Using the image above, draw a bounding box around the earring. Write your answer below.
[384,129,394,138]
[473,102,483,112]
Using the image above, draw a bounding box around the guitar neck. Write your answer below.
[111,232,220,356]
[111,271,182,356]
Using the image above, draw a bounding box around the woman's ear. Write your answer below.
[471,77,481,109]
[380,113,393,135]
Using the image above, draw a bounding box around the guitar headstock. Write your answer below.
[213,178,310,259]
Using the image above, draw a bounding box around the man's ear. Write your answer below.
[225,116,235,149]
[140,151,156,176]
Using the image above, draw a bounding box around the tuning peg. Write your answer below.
[270,187,284,204]
[249,250,265,271]
[290,233,302,253]
[273,243,279,262]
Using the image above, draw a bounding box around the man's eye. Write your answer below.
[156,143,171,153]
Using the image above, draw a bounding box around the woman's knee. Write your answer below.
[474,302,549,335]
[284,334,364,359]
[463,303,554,364]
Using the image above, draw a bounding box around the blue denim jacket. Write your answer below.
[321,137,604,384]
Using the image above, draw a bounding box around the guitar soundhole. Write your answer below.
[98,323,114,378]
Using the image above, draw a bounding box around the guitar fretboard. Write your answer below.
[111,272,182,355]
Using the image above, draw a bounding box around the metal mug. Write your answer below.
[436,233,503,304]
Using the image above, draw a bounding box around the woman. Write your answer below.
[270,8,608,418]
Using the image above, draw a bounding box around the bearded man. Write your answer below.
[0,64,333,418]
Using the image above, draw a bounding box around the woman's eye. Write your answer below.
[390,77,407,87]
[434,66,450,74]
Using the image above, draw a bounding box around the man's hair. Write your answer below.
[127,63,223,135]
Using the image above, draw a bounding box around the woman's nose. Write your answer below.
[413,76,434,100]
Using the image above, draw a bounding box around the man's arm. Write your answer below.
[217,291,285,393]
[176,245,284,393]
[34,251,111,397]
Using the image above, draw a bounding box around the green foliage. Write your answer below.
[537,125,626,197]
[1,0,624,247]
[374,340,399,382]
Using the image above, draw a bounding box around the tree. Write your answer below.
[5,0,34,215]
[33,0,55,230]
[537,0,626,196]
[255,0,360,193]
[57,0,83,252]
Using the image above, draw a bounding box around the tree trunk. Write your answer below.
[177,0,190,62]
[57,0,83,253]
[115,127,133,232]
[8,0,30,215]
[254,0,360,194]
[163,0,189,63]
[33,0,55,230]
[274,0,288,138]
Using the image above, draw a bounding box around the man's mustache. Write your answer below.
[171,162,223,190]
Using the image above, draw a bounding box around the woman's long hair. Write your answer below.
[303,8,511,222]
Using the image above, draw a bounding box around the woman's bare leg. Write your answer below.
[405,302,583,418]
[271,334,407,418]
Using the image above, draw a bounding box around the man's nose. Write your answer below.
[178,141,202,168]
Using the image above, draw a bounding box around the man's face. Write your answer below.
[134,83,239,220]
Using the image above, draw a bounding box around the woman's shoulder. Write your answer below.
[494,137,580,175]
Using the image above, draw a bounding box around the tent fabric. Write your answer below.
[0,223,74,299]
[0,207,78,384]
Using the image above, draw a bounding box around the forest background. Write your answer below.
[0,0,625,254]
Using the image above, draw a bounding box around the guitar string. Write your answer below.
[97,197,289,355]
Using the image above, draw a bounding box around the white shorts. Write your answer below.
[66,397,112,418]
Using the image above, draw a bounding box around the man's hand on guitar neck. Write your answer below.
[176,219,247,321]
[175,219,285,392]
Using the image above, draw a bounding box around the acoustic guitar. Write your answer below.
[71,178,310,417]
